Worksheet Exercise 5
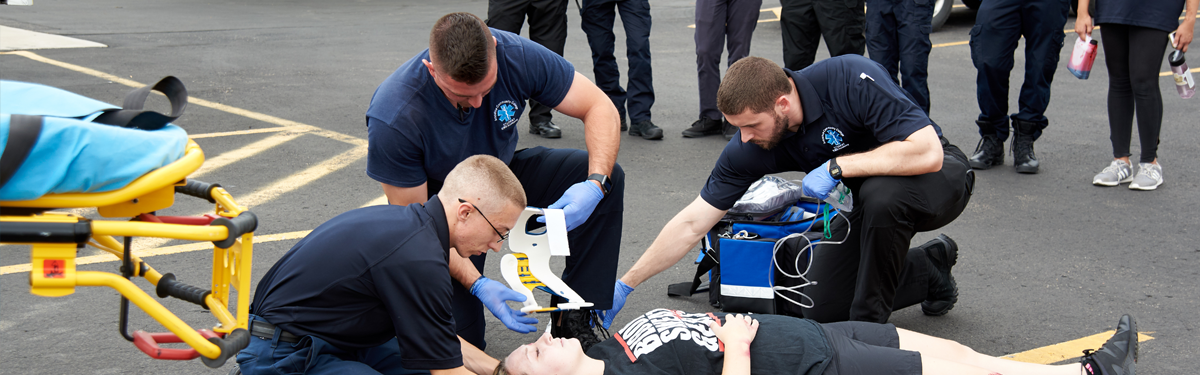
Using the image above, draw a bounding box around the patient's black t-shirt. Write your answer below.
[586,309,833,375]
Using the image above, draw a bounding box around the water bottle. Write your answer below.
[1169,32,1195,99]
[1170,50,1195,99]
[1067,36,1099,80]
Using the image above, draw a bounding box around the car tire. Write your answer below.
[962,0,981,9]
[932,0,954,31]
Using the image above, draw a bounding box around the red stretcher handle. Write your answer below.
[132,329,223,360]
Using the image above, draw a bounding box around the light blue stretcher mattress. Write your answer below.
[1,80,188,202]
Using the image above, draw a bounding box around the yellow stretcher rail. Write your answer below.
[0,139,254,368]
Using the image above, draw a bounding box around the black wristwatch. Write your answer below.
[828,158,843,179]
[587,173,612,195]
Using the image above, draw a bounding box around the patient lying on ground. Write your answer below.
[493,308,1137,375]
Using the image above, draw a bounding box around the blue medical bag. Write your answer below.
[667,198,837,316]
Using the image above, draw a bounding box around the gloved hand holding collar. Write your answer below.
[540,180,604,231]
[802,160,841,200]
[598,279,634,329]
[471,276,538,334]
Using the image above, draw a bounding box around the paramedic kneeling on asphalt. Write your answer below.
[237,155,522,375]
[599,55,975,327]
[365,12,623,350]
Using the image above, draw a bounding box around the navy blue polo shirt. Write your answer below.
[365,28,575,188]
[701,55,940,210]
[250,196,460,370]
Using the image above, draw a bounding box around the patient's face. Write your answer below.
[503,331,586,375]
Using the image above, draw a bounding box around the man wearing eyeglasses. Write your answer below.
[239,156,525,375]
[365,12,623,351]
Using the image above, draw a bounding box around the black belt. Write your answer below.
[250,319,300,343]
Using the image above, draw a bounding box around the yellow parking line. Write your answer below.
[1004,330,1155,364]
[237,145,368,208]
[188,96,367,147]
[0,230,313,276]
[1,50,367,147]
[933,40,969,48]
[1,52,370,251]
[2,50,143,87]
[190,126,308,139]
[689,7,782,28]
[117,144,367,251]
[192,132,306,178]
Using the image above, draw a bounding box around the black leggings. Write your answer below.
[1099,24,1169,163]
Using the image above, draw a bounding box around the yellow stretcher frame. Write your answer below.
[0,140,254,367]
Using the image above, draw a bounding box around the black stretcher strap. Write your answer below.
[92,76,188,131]
[0,114,44,190]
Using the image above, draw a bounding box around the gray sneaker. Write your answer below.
[1129,163,1163,191]
[1093,160,1134,186]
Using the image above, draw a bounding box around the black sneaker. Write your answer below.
[682,117,722,138]
[629,120,663,140]
[919,234,959,316]
[530,121,562,139]
[550,310,608,352]
[722,119,738,141]
[620,117,628,132]
[1081,315,1138,375]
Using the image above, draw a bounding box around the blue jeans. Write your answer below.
[865,0,933,114]
[580,0,655,123]
[969,0,1069,141]
[237,316,428,375]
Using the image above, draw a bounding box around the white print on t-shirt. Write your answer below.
[616,309,721,361]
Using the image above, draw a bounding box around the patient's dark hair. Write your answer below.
[428,12,495,84]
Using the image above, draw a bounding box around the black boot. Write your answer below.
[1011,119,1041,174]
[530,120,562,139]
[629,120,664,140]
[682,117,723,138]
[918,234,959,316]
[968,120,1004,169]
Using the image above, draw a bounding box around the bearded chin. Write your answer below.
[755,114,788,150]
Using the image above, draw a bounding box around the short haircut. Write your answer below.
[717,56,793,116]
[429,12,495,85]
[440,155,526,213]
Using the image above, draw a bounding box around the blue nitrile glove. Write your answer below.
[598,279,634,330]
[802,160,840,200]
[470,276,538,334]
[538,180,604,231]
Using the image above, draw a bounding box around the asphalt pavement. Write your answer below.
[2,1,1198,374]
